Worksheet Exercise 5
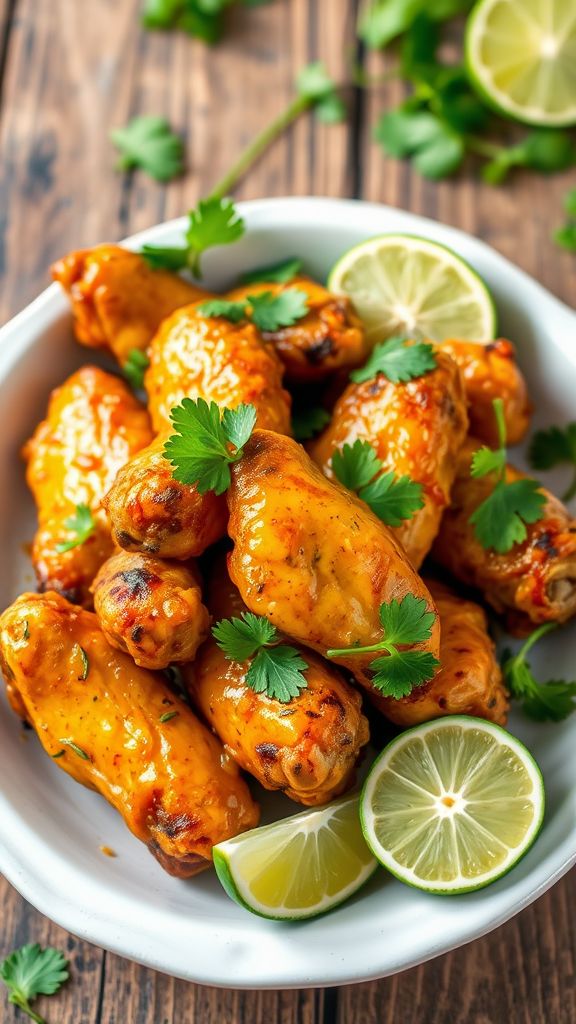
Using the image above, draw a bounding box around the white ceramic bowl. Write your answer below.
[0,198,575,989]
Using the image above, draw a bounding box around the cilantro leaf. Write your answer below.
[370,650,442,698]
[248,289,309,332]
[331,439,424,526]
[1,944,69,1023]
[55,504,96,553]
[332,440,381,491]
[197,298,248,323]
[142,0,225,43]
[470,479,546,554]
[471,445,506,480]
[110,116,184,182]
[295,62,346,123]
[213,611,277,660]
[351,337,437,385]
[529,422,576,502]
[482,130,575,186]
[240,257,302,285]
[163,397,256,493]
[122,348,150,391]
[378,595,436,646]
[502,623,576,722]
[554,223,576,253]
[291,406,331,441]
[358,0,473,48]
[212,612,308,703]
[142,197,245,277]
[376,110,464,179]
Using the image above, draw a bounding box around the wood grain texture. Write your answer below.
[0,0,575,1021]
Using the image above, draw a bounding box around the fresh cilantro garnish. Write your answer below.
[529,422,576,503]
[213,612,308,703]
[351,336,437,385]
[332,440,424,527]
[291,406,331,441]
[143,0,273,44]
[327,594,439,699]
[142,197,245,277]
[481,130,575,186]
[502,623,576,722]
[554,189,576,253]
[55,504,96,553]
[197,289,309,332]
[163,398,256,493]
[122,349,150,391]
[197,299,248,323]
[0,944,69,1024]
[358,0,472,49]
[296,62,346,123]
[469,398,546,554]
[110,116,184,182]
[376,109,465,179]
[240,257,302,285]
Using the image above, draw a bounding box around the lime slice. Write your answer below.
[360,717,545,894]
[213,794,377,920]
[328,234,496,347]
[465,0,576,127]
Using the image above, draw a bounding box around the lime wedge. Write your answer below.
[328,234,496,347]
[213,794,377,920]
[360,717,545,894]
[465,0,576,127]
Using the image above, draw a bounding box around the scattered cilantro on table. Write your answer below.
[142,0,274,43]
[110,116,185,182]
[213,612,308,702]
[554,189,576,252]
[502,623,576,722]
[331,439,424,527]
[0,944,69,1024]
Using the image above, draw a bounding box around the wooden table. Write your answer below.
[1,1,575,1021]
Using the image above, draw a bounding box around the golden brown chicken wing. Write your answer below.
[52,245,209,367]
[0,592,259,877]
[92,551,210,669]
[103,435,228,560]
[227,430,440,695]
[145,303,292,434]
[436,338,531,446]
[186,557,369,806]
[309,351,468,568]
[226,277,367,383]
[432,440,576,630]
[369,579,508,726]
[23,367,153,606]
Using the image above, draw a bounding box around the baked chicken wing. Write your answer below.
[23,367,153,605]
[0,592,259,876]
[432,440,576,630]
[226,277,367,383]
[309,350,468,567]
[227,430,440,694]
[186,557,369,806]
[52,245,209,366]
[92,551,210,669]
[436,338,531,446]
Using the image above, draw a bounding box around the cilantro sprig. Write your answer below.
[240,257,302,285]
[502,623,576,722]
[0,944,69,1024]
[55,504,96,553]
[332,439,424,527]
[122,349,150,391]
[213,612,308,703]
[142,197,245,277]
[198,289,309,332]
[351,336,437,384]
[327,594,439,699]
[529,422,576,503]
[110,116,184,182]
[554,189,576,252]
[292,405,331,441]
[143,0,274,45]
[163,398,256,493]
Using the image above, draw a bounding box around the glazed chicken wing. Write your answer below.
[52,245,210,367]
[23,367,153,605]
[226,277,367,383]
[309,350,468,568]
[369,579,509,726]
[186,557,369,806]
[0,592,258,877]
[92,551,210,669]
[432,440,576,630]
[436,338,531,446]
[227,430,440,696]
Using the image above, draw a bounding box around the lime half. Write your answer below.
[361,717,545,894]
[328,234,496,347]
[213,794,377,920]
[466,0,576,127]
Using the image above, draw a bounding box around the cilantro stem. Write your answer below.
[327,640,393,658]
[515,622,558,663]
[464,135,505,160]
[11,995,46,1024]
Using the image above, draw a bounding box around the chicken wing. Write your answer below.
[226,277,367,383]
[0,592,259,877]
[227,430,440,694]
[432,440,576,630]
[308,350,468,568]
[186,557,369,806]
[23,367,153,606]
[369,579,509,725]
[436,338,531,446]
[52,245,209,366]
[92,551,210,669]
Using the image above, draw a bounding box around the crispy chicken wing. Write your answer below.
[0,592,259,877]
[186,557,369,806]
[226,277,367,382]
[227,430,440,695]
[432,440,576,630]
[309,351,468,567]
[436,338,531,446]
[369,579,508,725]
[23,367,153,606]
[52,245,209,366]
[92,551,210,669]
